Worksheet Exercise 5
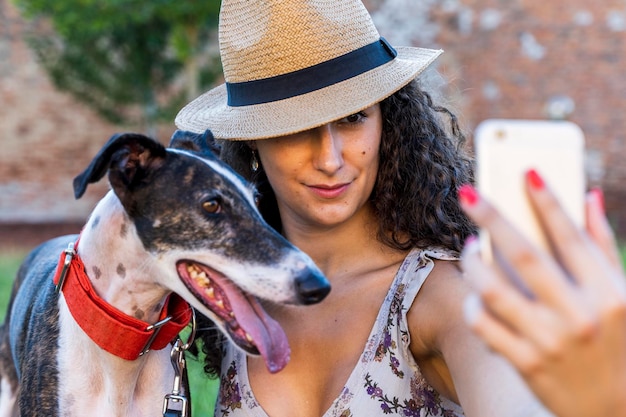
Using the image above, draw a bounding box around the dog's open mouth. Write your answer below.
[176,260,290,373]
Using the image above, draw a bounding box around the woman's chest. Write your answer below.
[247,277,394,416]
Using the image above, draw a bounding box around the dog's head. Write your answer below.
[73,130,330,373]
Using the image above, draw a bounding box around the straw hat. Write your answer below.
[175,0,443,141]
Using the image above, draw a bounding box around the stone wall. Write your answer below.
[2,0,626,243]
[371,0,626,234]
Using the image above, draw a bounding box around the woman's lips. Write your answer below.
[308,183,349,199]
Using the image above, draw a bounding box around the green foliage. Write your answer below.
[13,0,221,128]
[0,251,24,321]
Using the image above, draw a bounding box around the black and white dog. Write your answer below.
[0,130,330,417]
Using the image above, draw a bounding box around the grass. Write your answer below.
[0,250,218,415]
[0,252,19,315]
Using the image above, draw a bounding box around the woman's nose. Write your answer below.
[313,124,343,174]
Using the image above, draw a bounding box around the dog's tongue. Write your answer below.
[229,291,290,373]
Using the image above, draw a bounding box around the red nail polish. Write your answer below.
[590,187,605,214]
[526,169,545,190]
[464,235,478,247]
[458,184,479,206]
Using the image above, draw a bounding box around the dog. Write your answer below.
[0,130,330,417]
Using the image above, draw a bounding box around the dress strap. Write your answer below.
[399,247,459,306]
[396,247,459,358]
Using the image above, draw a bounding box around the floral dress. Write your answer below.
[215,247,465,416]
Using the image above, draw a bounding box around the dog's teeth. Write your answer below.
[193,271,211,288]
[216,299,224,309]
[206,287,215,298]
[245,332,254,342]
[229,312,235,318]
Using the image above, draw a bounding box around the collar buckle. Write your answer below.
[139,316,173,357]
[55,242,76,293]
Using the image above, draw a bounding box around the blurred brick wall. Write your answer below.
[371,0,626,236]
[0,0,176,229]
[2,0,626,241]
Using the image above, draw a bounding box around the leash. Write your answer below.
[163,308,197,417]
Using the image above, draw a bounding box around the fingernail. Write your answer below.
[463,235,480,254]
[461,236,490,291]
[463,293,483,325]
[589,188,605,214]
[526,169,545,190]
[458,184,479,206]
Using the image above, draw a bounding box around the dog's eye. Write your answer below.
[202,199,221,214]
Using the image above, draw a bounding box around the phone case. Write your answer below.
[474,119,586,260]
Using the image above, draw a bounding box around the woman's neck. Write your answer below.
[280,204,402,278]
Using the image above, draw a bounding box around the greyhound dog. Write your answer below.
[0,130,330,417]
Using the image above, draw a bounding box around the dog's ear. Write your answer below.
[169,129,221,159]
[73,133,167,199]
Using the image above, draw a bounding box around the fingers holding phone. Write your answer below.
[459,119,626,417]
[460,177,626,417]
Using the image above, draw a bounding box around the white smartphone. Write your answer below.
[474,119,586,261]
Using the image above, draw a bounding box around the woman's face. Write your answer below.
[255,104,382,231]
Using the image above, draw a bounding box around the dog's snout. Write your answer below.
[296,271,331,305]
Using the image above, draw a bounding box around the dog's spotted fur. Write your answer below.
[0,131,330,417]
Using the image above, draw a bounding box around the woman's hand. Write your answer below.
[458,169,626,417]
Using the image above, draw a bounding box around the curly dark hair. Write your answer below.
[194,79,477,377]
[375,80,477,252]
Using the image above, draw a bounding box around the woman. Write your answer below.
[459,175,626,417]
[176,0,550,415]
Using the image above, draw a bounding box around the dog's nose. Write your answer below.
[296,272,331,305]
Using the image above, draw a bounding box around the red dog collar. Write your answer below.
[53,240,192,361]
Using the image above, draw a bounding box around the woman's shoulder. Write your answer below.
[413,256,467,316]
[406,255,470,353]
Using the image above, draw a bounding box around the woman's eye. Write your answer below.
[339,112,365,124]
[202,199,221,214]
